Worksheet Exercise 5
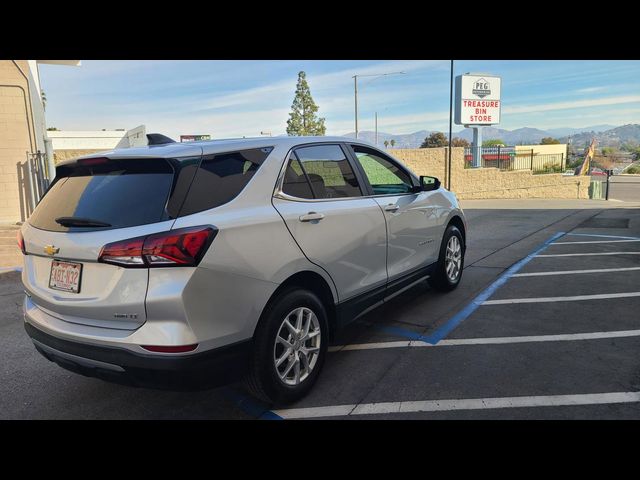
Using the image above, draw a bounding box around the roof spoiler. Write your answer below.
[146,133,176,146]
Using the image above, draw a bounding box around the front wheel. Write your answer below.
[429,225,465,292]
[245,288,328,405]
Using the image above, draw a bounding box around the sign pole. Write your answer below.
[472,127,482,168]
[447,60,453,190]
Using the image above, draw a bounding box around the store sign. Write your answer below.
[454,74,501,126]
[180,134,211,142]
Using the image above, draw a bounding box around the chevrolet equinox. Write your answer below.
[19,136,467,404]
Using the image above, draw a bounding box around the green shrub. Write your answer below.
[533,162,564,174]
[567,158,583,169]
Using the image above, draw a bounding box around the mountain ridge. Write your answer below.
[343,124,638,148]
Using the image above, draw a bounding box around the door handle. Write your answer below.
[299,212,325,222]
[384,204,400,212]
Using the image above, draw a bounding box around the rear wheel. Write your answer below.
[245,288,328,405]
[429,225,465,292]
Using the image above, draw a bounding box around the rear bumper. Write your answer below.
[24,322,252,391]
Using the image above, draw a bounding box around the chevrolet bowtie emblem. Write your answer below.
[44,245,59,256]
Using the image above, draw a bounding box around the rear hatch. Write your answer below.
[22,154,199,330]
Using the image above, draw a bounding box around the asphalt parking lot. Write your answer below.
[2,198,640,419]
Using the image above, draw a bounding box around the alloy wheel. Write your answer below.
[445,235,462,282]
[273,307,321,386]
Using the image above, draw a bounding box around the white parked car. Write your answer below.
[19,135,467,403]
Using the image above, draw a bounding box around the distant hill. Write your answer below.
[343,130,430,148]
[454,127,551,145]
[559,124,640,148]
[547,125,616,137]
[343,124,639,148]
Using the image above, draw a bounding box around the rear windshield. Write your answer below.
[29,158,176,232]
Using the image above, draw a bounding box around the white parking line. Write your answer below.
[482,292,640,305]
[566,233,640,240]
[552,239,640,245]
[329,340,411,352]
[536,252,640,257]
[328,329,640,352]
[273,392,640,419]
[512,267,640,277]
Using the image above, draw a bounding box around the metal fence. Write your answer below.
[25,150,51,203]
[464,146,565,174]
[17,150,52,220]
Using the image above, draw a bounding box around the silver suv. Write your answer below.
[19,136,466,404]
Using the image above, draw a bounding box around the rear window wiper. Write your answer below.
[55,217,112,227]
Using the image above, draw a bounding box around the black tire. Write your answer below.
[245,288,329,405]
[428,225,465,292]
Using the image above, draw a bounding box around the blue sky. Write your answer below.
[39,60,640,139]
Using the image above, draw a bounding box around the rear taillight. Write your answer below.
[17,230,26,255]
[98,226,216,268]
[98,237,146,266]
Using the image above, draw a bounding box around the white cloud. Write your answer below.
[43,60,640,138]
[575,86,607,94]
[187,60,446,113]
[504,95,640,115]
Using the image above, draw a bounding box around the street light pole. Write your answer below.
[447,59,453,190]
[352,71,405,140]
[375,112,378,145]
[354,76,358,139]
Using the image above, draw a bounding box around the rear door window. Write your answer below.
[29,158,176,232]
[178,147,273,216]
[291,144,362,199]
[282,157,315,199]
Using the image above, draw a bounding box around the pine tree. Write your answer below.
[286,71,326,136]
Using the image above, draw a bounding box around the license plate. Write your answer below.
[49,260,83,293]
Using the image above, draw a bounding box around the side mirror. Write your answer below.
[419,176,441,192]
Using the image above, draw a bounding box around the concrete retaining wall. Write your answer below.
[390,147,590,200]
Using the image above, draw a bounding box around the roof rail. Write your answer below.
[146,133,176,146]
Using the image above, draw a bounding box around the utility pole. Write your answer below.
[354,76,358,139]
[447,59,453,189]
[352,71,405,140]
[375,112,378,145]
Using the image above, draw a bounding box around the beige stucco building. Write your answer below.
[516,143,568,157]
[0,60,79,224]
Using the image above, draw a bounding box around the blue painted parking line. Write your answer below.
[376,231,567,345]
[231,230,592,417]
[221,387,283,420]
